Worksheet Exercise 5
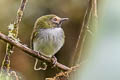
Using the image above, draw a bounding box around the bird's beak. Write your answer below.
[57,18,69,27]
[60,18,69,22]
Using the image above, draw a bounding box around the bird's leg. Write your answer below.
[34,51,47,70]
[34,59,47,70]
[51,56,57,68]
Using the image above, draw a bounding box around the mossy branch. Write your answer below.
[1,0,28,72]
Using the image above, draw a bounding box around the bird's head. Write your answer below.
[35,14,69,29]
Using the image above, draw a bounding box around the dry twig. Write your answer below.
[73,0,98,65]
[46,65,79,80]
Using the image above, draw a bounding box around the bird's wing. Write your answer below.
[30,27,38,50]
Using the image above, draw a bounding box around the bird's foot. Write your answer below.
[51,56,57,68]
[34,59,47,70]
[36,51,40,56]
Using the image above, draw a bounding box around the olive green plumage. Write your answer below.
[30,14,68,70]
[34,14,57,29]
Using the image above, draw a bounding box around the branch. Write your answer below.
[73,0,98,65]
[0,32,70,71]
[1,0,28,72]
[14,0,28,26]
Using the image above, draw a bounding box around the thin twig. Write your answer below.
[14,0,27,26]
[73,0,98,65]
[93,0,98,17]
[46,65,79,80]
[0,32,70,71]
[1,0,27,72]
[72,0,93,65]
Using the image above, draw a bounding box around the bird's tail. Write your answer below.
[34,58,47,70]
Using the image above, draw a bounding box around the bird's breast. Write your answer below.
[33,28,65,57]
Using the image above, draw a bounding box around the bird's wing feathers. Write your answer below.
[30,27,38,49]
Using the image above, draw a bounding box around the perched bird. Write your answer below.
[30,14,68,70]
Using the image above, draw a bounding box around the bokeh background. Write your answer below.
[1,0,120,80]
[74,0,120,80]
[0,0,88,80]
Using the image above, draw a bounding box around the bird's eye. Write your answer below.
[53,18,57,21]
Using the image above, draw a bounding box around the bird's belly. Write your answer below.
[33,28,64,57]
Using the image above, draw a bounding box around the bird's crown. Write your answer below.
[34,14,68,29]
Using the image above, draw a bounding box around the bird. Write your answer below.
[30,14,68,70]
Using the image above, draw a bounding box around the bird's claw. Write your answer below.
[36,51,40,56]
[51,56,57,68]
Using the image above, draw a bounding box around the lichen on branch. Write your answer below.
[1,0,28,73]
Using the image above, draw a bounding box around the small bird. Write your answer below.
[30,14,68,70]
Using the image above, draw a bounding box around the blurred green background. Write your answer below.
[74,0,120,80]
[0,0,88,80]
